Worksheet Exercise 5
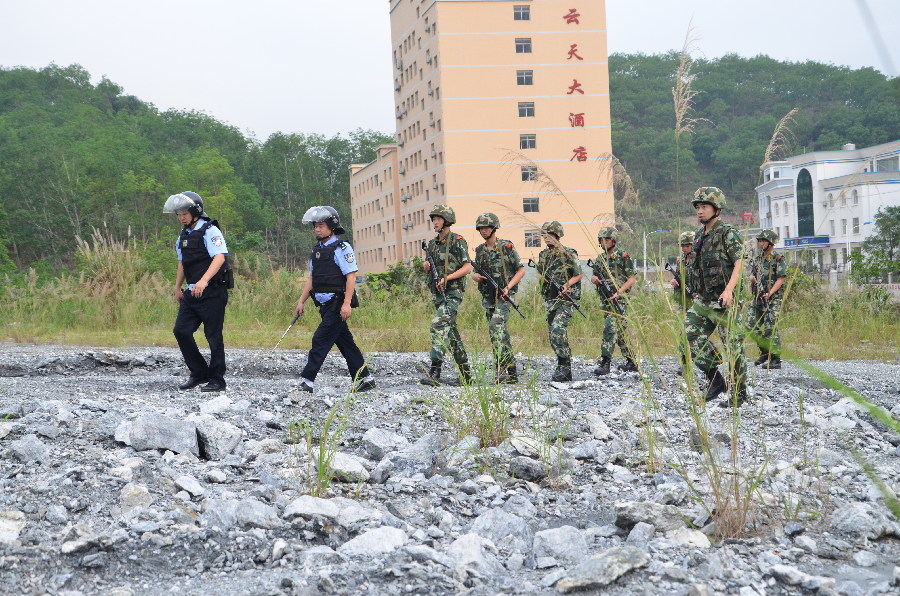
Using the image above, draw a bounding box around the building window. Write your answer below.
[524,230,541,247]
[515,38,532,53]
[841,219,847,235]
[521,166,538,181]
[774,203,779,216]
[830,220,835,236]
[785,226,790,238]
[523,197,539,212]
[784,203,790,215]
[513,5,530,20]
[828,193,834,207]
[875,156,899,172]
[516,70,533,85]
[852,189,859,205]
[520,134,536,150]
[840,194,847,207]
[518,102,535,117]
[852,217,860,234]
[773,171,780,179]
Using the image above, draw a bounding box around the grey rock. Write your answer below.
[119,483,153,512]
[556,546,650,593]
[624,521,655,547]
[201,498,280,530]
[568,440,598,460]
[372,433,442,481]
[503,494,538,519]
[404,544,453,568]
[441,435,480,472]
[174,475,205,498]
[533,526,588,568]
[830,502,898,539]
[193,416,242,460]
[9,434,48,463]
[44,505,68,525]
[129,415,199,456]
[206,469,227,483]
[293,545,347,572]
[615,501,687,533]
[329,452,371,483]
[585,413,613,440]
[509,456,548,482]
[446,533,504,576]
[784,521,805,536]
[338,526,407,556]
[470,508,534,554]
[852,550,878,567]
[283,495,341,520]
[362,427,409,460]
[770,564,812,586]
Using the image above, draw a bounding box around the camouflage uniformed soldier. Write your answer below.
[670,231,696,310]
[536,221,583,382]
[683,187,749,405]
[591,227,638,375]
[472,213,525,384]
[747,229,786,369]
[420,205,472,386]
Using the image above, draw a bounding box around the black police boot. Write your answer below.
[618,357,639,373]
[593,357,611,376]
[753,351,769,366]
[704,368,727,402]
[763,355,781,370]
[552,358,572,382]
[178,376,209,391]
[419,362,442,386]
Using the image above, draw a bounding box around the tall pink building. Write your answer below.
[351,0,614,273]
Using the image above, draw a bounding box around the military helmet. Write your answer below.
[475,212,500,229]
[429,204,456,226]
[303,206,346,235]
[163,191,206,218]
[598,226,619,243]
[541,221,564,238]
[756,229,778,244]
[691,186,727,210]
[679,231,696,245]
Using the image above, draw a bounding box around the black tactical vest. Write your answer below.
[311,241,347,293]
[179,219,231,287]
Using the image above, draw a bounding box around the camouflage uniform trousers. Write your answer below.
[681,299,747,383]
[746,297,782,355]
[600,300,632,360]
[482,297,514,371]
[544,299,574,360]
[430,291,469,366]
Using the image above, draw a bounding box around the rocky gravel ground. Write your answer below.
[1,344,899,596]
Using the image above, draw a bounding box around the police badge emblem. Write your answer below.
[344,252,355,263]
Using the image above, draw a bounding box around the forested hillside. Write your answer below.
[0,64,391,272]
[610,52,900,229]
[1,56,898,272]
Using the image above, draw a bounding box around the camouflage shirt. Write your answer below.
[755,250,787,298]
[691,220,744,301]
[674,252,696,292]
[592,249,635,290]
[425,232,470,294]
[537,245,581,301]
[474,238,522,301]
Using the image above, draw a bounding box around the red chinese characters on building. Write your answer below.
[563,8,580,25]
[569,113,585,128]
[567,79,584,95]
[567,44,584,61]
[570,146,588,162]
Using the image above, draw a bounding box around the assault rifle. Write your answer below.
[470,257,525,318]
[664,261,691,297]
[587,258,625,315]
[421,238,446,299]
[527,258,587,318]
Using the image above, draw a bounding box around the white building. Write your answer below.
[756,140,900,271]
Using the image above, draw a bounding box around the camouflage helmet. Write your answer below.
[541,221,564,238]
[679,231,696,245]
[475,212,500,229]
[756,229,779,244]
[691,186,727,210]
[598,226,619,243]
[429,204,456,226]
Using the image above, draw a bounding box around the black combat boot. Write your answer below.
[753,350,769,366]
[763,355,781,370]
[552,358,572,382]
[704,368,727,402]
[618,357,639,373]
[458,362,472,385]
[497,363,518,384]
[593,356,611,376]
[720,382,751,408]
[419,362,442,386]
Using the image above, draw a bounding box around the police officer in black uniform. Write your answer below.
[164,191,233,392]
[294,206,374,393]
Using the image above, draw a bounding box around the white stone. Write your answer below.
[338,526,407,556]
[665,527,711,548]
[120,484,153,512]
[0,510,26,545]
[174,475,205,497]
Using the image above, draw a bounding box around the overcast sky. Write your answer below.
[2,0,897,141]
